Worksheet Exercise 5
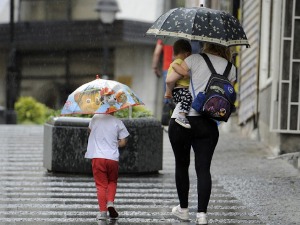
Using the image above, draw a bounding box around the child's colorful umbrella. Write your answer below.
[61,76,144,115]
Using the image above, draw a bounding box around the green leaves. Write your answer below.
[14,97,152,124]
[14,96,59,124]
[114,105,153,118]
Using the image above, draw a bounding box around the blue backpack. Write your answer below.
[191,53,236,122]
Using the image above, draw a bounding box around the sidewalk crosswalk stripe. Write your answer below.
[0,125,265,224]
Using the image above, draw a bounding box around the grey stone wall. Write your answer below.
[43,116,163,174]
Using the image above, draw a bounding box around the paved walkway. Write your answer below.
[0,125,298,225]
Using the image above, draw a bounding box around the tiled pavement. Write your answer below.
[0,125,264,225]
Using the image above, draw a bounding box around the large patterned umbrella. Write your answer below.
[146,6,249,47]
[61,76,144,115]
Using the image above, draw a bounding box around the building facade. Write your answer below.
[3,0,298,156]
[206,0,300,155]
[0,0,187,123]
[238,0,300,155]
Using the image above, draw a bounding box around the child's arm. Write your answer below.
[118,138,128,148]
[173,62,189,77]
[165,70,183,97]
[164,85,173,99]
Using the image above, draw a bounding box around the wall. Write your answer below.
[18,0,163,23]
[256,0,281,156]
[117,0,164,22]
[114,45,161,117]
[0,0,9,23]
[0,52,7,106]
[185,0,202,7]
[16,44,159,118]
[71,0,98,20]
[258,84,280,155]
[19,49,114,109]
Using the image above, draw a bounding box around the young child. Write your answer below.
[85,113,129,221]
[165,39,192,128]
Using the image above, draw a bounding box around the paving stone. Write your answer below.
[0,125,265,225]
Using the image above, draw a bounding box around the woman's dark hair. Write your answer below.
[173,39,192,55]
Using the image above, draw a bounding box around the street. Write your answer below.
[0,124,299,225]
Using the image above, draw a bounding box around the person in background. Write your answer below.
[152,39,174,125]
[85,113,129,222]
[152,39,173,82]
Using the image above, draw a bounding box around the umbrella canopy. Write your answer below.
[146,6,249,47]
[61,76,144,115]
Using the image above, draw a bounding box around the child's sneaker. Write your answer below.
[171,205,189,221]
[175,116,191,129]
[196,212,208,224]
[107,202,119,219]
[96,211,107,220]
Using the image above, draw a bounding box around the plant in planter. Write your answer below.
[44,104,163,174]
[14,96,60,124]
[114,105,153,118]
[14,96,153,123]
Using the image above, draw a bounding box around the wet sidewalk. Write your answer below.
[0,125,298,225]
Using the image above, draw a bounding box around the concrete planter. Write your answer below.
[43,117,163,174]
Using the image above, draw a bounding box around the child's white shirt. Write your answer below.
[85,114,129,161]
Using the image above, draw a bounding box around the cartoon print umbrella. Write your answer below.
[61,76,144,115]
[146,6,249,47]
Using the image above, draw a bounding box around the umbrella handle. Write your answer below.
[129,106,132,119]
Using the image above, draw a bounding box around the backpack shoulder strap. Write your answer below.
[200,53,217,74]
[223,62,232,78]
[201,53,233,78]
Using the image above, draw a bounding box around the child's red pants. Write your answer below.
[92,158,119,212]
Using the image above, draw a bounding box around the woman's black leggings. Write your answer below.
[168,116,219,213]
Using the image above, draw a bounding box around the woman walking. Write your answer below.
[167,43,236,224]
